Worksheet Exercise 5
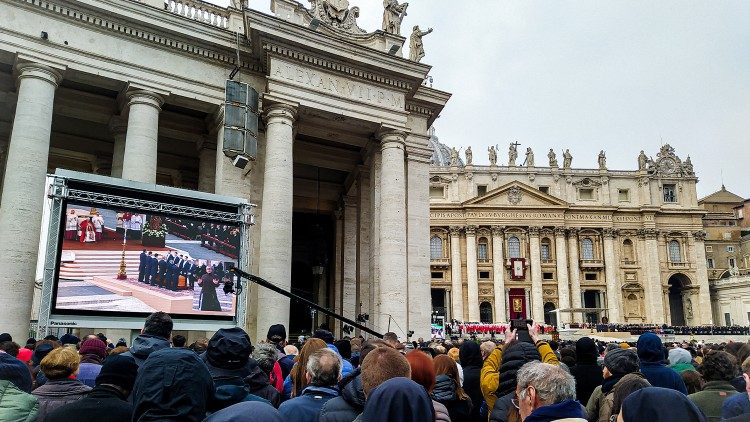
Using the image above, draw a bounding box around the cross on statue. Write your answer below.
[511,141,521,149]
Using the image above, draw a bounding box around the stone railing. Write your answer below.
[164,0,230,29]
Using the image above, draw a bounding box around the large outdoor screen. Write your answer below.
[52,201,240,319]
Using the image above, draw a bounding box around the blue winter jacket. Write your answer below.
[636,333,687,394]
[722,392,750,420]
[279,385,339,422]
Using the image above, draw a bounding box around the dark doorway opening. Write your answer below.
[544,302,557,327]
[583,291,600,324]
[668,273,691,326]
[480,301,493,323]
[431,288,446,320]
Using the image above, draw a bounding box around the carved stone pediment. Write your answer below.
[308,0,366,34]
[462,181,569,208]
[572,177,602,188]
[430,175,452,185]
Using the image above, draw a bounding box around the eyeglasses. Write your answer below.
[511,397,520,409]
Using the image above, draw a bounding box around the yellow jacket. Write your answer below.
[480,340,559,411]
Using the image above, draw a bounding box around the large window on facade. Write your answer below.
[581,238,594,260]
[668,240,681,262]
[663,184,677,203]
[622,239,635,263]
[430,236,443,260]
[508,236,521,258]
[478,237,489,260]
[540,238,551,260]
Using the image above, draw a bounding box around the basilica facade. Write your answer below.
[428,133,711,326]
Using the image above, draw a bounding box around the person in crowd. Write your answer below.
[607,373,651,422]
[433,354,473,421]
[0,340,21,357]
[143,251,153,285]
[688,351,738,421]
[727,343,750,392]
[722,356,750,419]
[121,311,172,367]
[32,347,92,419]
[198,265,222,310]
[314,329,355,378]
[59,333,79,348]
[635,332,687,393]
[172,334,186,348]
[203,401,285,422]
[618,387,706,422]
[285,344,300,357]
[0,350,38,422]
[30,341,57,389]
[669,347,697,373]
[559,346,577,369]
[459,340,484,421]
[480,341,496,361]
[132,347,214,421]
[267,324,295,379]
[448,346,465,386]
[76,338,107,388]
[287,338,329,400]
[586,348,641,422]
[45,354,138,422]
[406,349,450,422]
[189,337,209,354]
[0,349,33,394]
[569,337,603,405]
[249,343,283,406]
[682,370,705,394]
[361,346,412,399]
[279,348,342,421]
[515,361,587,422]
[359,377,435,422]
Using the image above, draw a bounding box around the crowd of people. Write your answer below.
[3,315,750,421]
[165,218,240,259]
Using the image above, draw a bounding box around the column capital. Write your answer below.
[554,226,567,237]
[528,226,541,236]
[566,227,579,238]
[491,225,504,237]
[15,62,63,88]
[465,225,477,236]
[126,90,164,111]
[377,129,407,148]
[602,227,619,238]
[263,102,297,125]
[449,226,463,236]
[638,228,660,239]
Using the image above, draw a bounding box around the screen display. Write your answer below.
[53,202,240,319]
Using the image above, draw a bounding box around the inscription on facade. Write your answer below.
[566,213,612,222]
[269,59,405,111]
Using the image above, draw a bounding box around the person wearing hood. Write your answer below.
[132,347,214,421]
[359,377,435,422]
[459,340,484,421]
[0,350,33,393]
[249,343,284,407]
[203,401,285,422]
[0,351,38,421]
[607,373,651,422]
[586,348,641,422]
[617,386,706,422]
[432,354,472,421]
[76,338,108,388]
[635,333,687,394]
[45,354,139,422]
[482,323,558,413]
[569,337,603,405]
[32,347,92,420]
[121,311,172,367]
[279,348,341,421]
[515,361,587,422]
[688,351,738,421]
[669,347,696,374]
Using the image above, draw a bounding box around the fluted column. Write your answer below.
[602,228,621,322]
[529,227,544,321]
[465,225,480,322]
[692,231,713,324]
[255,103,296,340]
[491,226,506,322]
[377,131,408,334]
[567,228,582,323]
[0,63,62,340]
[449,226,464,320]
[108,116,127,178]
[342,196,358,322]
[121,90,164,183]
[642,229,665,323]
[554,227,570,324]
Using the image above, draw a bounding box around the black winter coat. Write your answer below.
[462,364,483,421]
[570,363,603,405]
[433,374,473,422]
[244,364,281,408]
[319,368,365,422]
[44,385,132,422]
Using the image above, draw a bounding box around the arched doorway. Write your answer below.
[668,273,691,326]
[480,302,493,323]
[544,302,557,327]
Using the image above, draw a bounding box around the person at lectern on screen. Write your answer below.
[80,217,96,243]
[198,265,222,311]
[65,209,78,240]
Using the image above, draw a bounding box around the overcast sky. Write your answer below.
[226,1,750,199]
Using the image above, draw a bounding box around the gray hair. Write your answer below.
[517,361,576,406]
[252,343,279,376]
[306,348,342,387]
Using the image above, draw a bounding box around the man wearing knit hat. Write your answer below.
[267,324,295,379]
[45,354,138,422]
[636,332,687,394]
[78,338,108,387]
[586,348,642,422]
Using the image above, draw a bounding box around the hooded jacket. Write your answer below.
[668,348,696,374]
[459,341,484,421]
[31,379,92,420]
[120,334,171,367]
[360,377,434,422]
[621,387,705,422]
[0,352,33,393]
[432,374,472,421]
[524,399,587,422]
[721,391,750,420]
[0,379,38,422]
[635,333,687,394]
[319,368,366,422]
[44,385,132,422]
[688,380,738,421]
[570,338,603,405]
[204,401,285,422]
[244,361,281,407]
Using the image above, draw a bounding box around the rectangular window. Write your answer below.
[479,271,490,279]
[539,186,550,195]
[429,186,445,199]
[725,313,732,326]
[431,272,443,279]
[705,246,713,252]
[579,188,594,200]
[663,184,677,203]
[729,258,737,268]
[707,258,715,269]
[540,244,550,260]
[727,246,735,253]
[478,242,489,260]
[584,273,598,281]
[618,189,630,202]
[477,185,488,197]
[543,272,554,280]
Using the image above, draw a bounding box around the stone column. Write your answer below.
[377,131,408,336]
[505,288,511,321]
[197,141,216,193]
[121,90,164,184]
[465,225,480,322]
[529,227,544,321]
[554,227,571,325]
[368,150,382,330]
[602,228,621,322]
[333,209,344,334]
[641,229,665,323]
[449,226,465,321]
[357,170,371,320]
[406,146,432,340]
[342,196,358,322]
[108,116,127,178]
[567,228,583,323]
[0,63,62,340]
[255,103,296,340]
[692,231,713,324]
[491,226,506,322]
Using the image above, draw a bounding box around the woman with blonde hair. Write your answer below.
[288,338,328,398]
[448,346,465,386]
[32,347,91,419]
[433,354,473,421]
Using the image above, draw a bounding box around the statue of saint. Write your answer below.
[598,150,607,170]
[683,155,694,175]
[409,26,432,62]
[548,149,558,167]
[508,143,518,167]
[488,146,497,166]
[563,149,572,169]
[638,150,648,171]
[382,0,408,35]
[465,146,473,165]
[450,147,459,167]
[524,147,535,167]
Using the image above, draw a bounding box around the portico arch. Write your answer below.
[668,273,691,326]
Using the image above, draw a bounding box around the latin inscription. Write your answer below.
[270,59,405,111]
